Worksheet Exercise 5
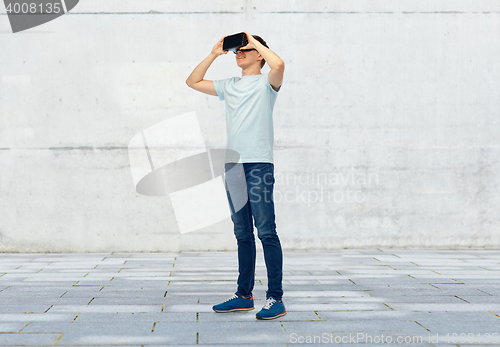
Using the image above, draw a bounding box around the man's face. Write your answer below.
[236,49,261,69]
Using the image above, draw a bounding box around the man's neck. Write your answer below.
[241,66,262,77]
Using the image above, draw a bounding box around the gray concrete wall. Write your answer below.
[1,0,499,252]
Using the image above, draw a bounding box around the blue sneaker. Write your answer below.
[212,293,254,312]
[256,297,287,320]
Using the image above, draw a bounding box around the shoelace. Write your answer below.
[223,293,238,303]
[263,297,276,310]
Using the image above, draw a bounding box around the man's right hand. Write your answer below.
[211,35,229,57]
[186,35,229,96]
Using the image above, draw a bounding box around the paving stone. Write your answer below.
[287,302,389,311]
[284,320,426,338]
[0,305,54,314]
[316,310,424,321]
[49,304,162,313]
[364,288,490,297]
[411,319,500,334]
[0,332,62,345]
[0,321,31,333]
[193,321,288,344]
[366,295,467,303]
[88,295,198,305]
[1,250,499,346]
[56,331,191,345]
[21,321,154,334]
[0,297,94,306]
[160,304,216,313]
[320,310,500,323]
[0,313,76,322]
[384,302,500,311]
[147,345,287,347]
[457,295,500,303]
[67,312,194,323]
[282,284,363,291]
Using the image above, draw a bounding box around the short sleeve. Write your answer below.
[266,73,281,94]
[213,78,227,101]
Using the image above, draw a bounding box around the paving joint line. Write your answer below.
[54,332,64,345]
[71,313,80,323]
[382,302,394,310]
[478,266,491,271]
[454,295,469,303]
[363,290,373,297]
[280,321,286,331]
[19,322,30,333]
[414,320,430,331]
[477,289,492,295]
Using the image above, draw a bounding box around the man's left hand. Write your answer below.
[240,31,258,50]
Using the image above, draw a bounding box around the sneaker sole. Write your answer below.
[256,311,287,320]
[213,307,255,313]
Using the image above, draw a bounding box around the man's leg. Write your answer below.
[245,163,283,301]
[225,163,256,299]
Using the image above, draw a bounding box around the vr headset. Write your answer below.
[223,32,248,53]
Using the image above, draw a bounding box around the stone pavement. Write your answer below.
[0,249,499,346]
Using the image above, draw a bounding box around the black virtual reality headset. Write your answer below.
[223,32,249,53]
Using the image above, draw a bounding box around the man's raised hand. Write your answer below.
[212,35,229,56]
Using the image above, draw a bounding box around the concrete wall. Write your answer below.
[1,0,499,252]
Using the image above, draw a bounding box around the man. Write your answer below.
[186,32,285,320]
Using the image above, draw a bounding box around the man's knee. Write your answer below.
[256,223,277,240]
[233,222,254,241]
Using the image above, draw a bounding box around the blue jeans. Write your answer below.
[224,162,283,301]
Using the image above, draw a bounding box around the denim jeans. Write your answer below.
[224,162,283,301]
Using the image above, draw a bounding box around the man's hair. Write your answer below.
[252,35,268,68]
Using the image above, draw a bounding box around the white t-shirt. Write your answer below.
[213,73,281,164]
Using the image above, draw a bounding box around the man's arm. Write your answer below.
[186,35,228,96]
[241,31,284,92]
